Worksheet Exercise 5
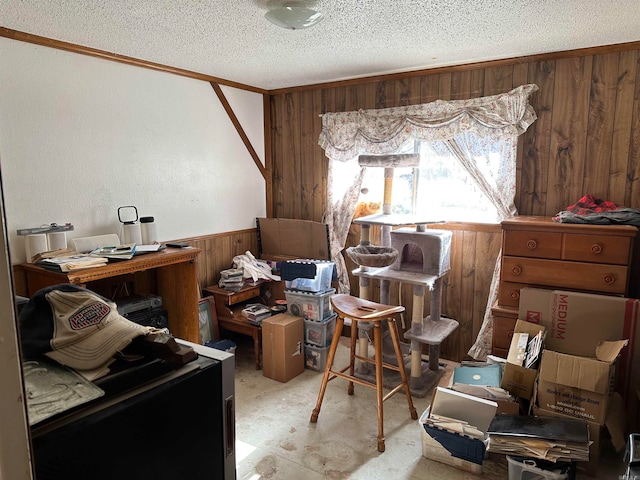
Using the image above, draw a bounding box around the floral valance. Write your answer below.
[318,84,539,162]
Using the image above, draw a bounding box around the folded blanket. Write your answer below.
[553,194,640,226]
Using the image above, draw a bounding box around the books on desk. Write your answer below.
[241,303,271,325]
[90,243,137,261]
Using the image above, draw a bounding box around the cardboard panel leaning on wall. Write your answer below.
[0,38,266,263]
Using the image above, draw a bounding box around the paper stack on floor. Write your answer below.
[487,414,590,462]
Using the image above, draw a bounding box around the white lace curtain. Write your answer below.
[318,84,539,360]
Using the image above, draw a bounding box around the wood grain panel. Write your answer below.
[610,50,638,201]
[627,56,640,207]
[584,53,618,199]
[547,56,592,212]
[438,73,452,100]
[176,229,258,292]
[520,61,555,215]
[420,75,441,104]
[266,43,640,360]
[375,80,394,109]
[442,230,462,314]
[345,84,362,111]
[450,70,472,100]
[396,77,414,106]
[300,89,325,222]
[456,230,477,358]
[270,94,285,217]
[283,92,302,218]
[484,65,514,96]
[472,231,501,338]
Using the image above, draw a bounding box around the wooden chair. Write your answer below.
[310,294,418,452]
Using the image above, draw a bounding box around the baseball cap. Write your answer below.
[19,284,150,371]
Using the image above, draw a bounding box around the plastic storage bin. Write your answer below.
[507,456,570,480]
[284,260,334,293]
[419,406,485,474]
[304,343,329,372]
[285,288,334,321]
[304,313,336,347]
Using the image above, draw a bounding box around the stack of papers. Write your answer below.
[219,268,245,291]
[423,412,485,440]
[134,244,164,255]
[90,243,136,261]
[487,414,590,462]
[37,254,108,272]
[507,330,545,369]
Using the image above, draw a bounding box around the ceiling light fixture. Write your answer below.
[264,1,324,30]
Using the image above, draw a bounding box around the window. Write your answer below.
[346,134,505,223]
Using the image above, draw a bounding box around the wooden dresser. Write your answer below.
[491,216,638,357]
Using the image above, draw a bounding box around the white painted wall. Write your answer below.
[0,193,32,479]
[0,38,266,263]
[0,35,267,477]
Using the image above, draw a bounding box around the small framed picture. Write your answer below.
[198,297,219,345]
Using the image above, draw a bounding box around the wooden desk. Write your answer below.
[14,247,202,343]
[203,284,263,369]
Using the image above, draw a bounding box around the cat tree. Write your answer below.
[347,154,459,397]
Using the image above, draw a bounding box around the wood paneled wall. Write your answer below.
[267,42,640,362]
[176,229,259,292]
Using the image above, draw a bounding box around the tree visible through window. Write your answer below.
[347,136,503,223]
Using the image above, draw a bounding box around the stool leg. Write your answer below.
[348,318,358,395]
[388,318,418,420]
[373,320,385,452]
[310,315,345,424]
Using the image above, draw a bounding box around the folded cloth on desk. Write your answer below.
[232,251,281,282]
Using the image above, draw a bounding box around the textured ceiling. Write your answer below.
[2,0,640,91]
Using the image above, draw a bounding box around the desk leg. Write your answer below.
[253,329,262,370]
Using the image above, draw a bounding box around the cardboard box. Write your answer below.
[518,287,638,399]
[256,217,330,262]
[536,341,628,425]
[262,313,304,383]
[501,319,545,400]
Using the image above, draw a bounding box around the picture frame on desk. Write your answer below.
[198,297,219,345]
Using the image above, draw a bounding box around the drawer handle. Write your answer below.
[591,243,602,254]
[510,291,520,300]
[604,274,615,285]
[526,240,538,250]
[511,265,522,276]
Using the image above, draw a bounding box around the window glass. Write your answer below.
[355,138,501,223]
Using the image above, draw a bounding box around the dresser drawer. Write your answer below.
[501,256,628,294]
[503,230,562,259]
[562,234,632,265]
[497,281,532,308]
[491,305,518,355]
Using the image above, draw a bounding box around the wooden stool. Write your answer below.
[310,294,418,452]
